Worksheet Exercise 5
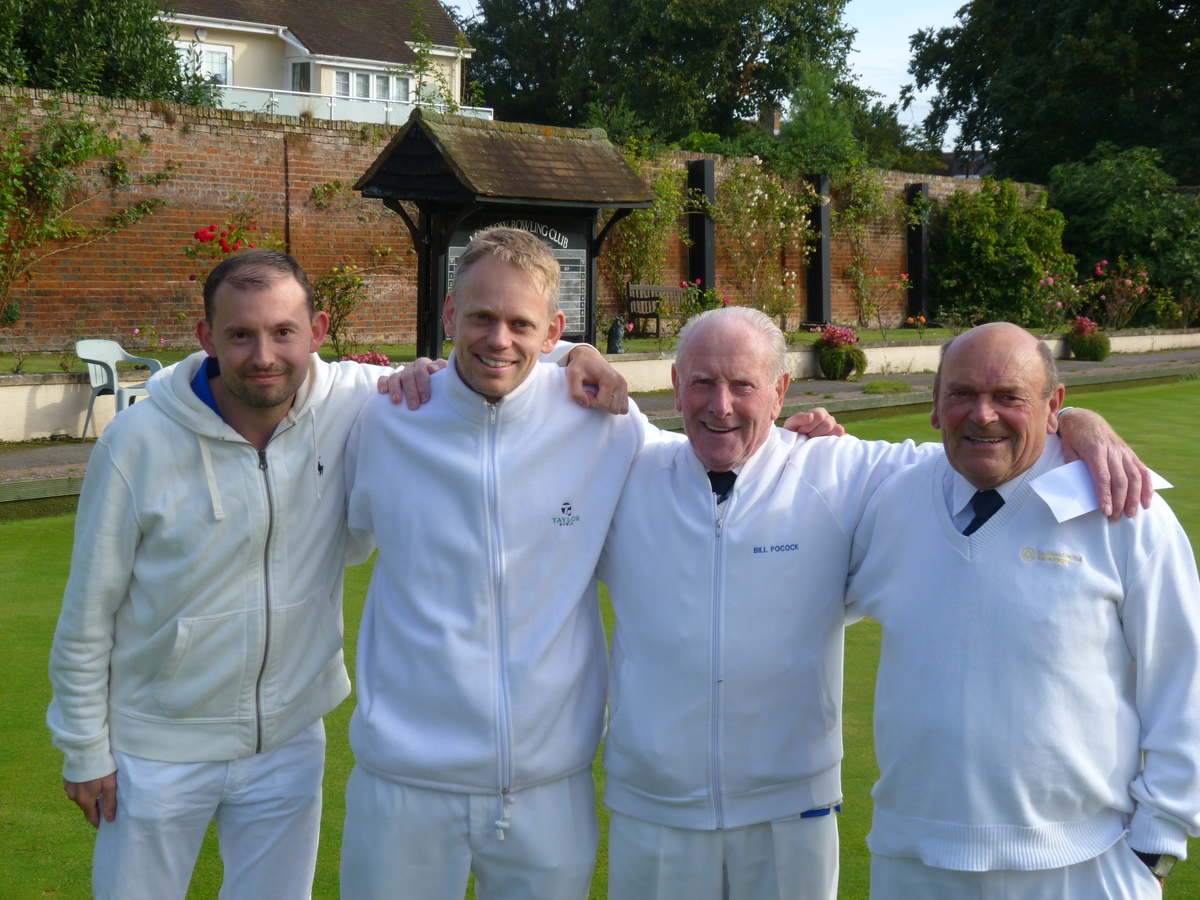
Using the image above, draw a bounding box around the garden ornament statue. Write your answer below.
[607,315,626,354]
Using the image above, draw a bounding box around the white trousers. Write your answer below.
[870,837,1163,900]
[607,809,840,900]
[340,766,599,900]
[92,720,325,900]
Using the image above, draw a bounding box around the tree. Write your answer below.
[465,0,581,126]
[570,0,854,141]
[0,0,217,105]
[778,65,937,176]
[905,0,1200,185]
[1049,144,1200,302]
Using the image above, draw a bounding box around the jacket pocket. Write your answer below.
[152,611,250,719]
[271,594,343,708]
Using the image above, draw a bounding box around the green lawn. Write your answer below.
[2,380,1197,897]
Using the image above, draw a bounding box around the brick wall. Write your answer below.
[0,89,1006,353]
[0,89,416,353]
[592,155,997,334]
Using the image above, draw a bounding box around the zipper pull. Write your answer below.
[489,402,498,424]
[258,449,268,471]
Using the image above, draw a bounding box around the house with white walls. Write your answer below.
[162,0,490,123]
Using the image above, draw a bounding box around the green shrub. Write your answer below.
[1067,332,1111,361]
[929,179,1075,327]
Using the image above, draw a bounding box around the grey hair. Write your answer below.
[452,226,561,315]
[676,306,787,381]
[935,329,1060,398]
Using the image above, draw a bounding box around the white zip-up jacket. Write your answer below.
[597,429,931,830]
[345,357,656,793]
[48,350,388,783]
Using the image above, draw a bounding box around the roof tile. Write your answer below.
[356,110,655,208]
[166,0,464,65]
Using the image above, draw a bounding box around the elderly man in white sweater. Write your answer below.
[847,322,1200,899]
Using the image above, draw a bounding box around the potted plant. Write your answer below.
[1066,315,1110,361]
[812,324,867,380]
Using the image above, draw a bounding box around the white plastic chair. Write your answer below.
[76,340,163,440]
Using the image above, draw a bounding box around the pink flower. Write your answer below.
[132,328,140,336]
[626,322,634,333]
[1124,279,1132,286]
[1055,301,1063,309]
[1136,286,1144,294]
[1047,277,1054,284]
[1101,260,1108,266]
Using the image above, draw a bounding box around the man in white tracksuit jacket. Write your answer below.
[341,227,672,899]
[595,307,1150,900]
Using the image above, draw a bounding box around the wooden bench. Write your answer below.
[626,282,686,337]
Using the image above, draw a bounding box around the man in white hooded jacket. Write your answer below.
[47,250,378,899]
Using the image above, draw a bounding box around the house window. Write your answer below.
[175,41,234,86]
[203,49,230,85]
[291,62,311,93]
[335,69,411,102]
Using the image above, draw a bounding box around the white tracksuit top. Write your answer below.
[48,351,387,782]
[598,429,931,830]
[345,357,655,793]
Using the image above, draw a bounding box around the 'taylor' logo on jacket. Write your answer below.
[553,501,581,526]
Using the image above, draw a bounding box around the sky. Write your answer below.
[841,0,964,144]
[441,0,966,145]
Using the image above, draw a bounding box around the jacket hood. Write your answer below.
[146,350,333,520]
[147,350,329,440]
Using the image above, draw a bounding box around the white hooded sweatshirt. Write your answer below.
[48,350,388,782]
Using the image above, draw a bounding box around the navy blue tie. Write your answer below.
[707,470,737,503]
[963,489,1004,535]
